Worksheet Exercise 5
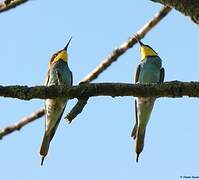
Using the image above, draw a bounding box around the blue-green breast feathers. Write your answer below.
[138,56,162,83]
[47,60,72,87]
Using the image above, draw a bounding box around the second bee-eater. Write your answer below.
[39,37,73,166]
[132,35,165,162]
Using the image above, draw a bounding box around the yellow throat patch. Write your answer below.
[52,50,68,64]
[140,46,158,60]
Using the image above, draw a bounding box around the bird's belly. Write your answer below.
[45,98,67,134]
[136,97,155,133]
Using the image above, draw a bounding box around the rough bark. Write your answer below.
[150,0,199,24]
[1,81,199,100]
[0,0,28,13]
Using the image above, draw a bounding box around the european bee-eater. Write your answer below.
[132,35,165,162]
[40,37,73,166]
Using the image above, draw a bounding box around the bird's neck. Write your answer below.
[141,46,158,60]
[53,51,68,64]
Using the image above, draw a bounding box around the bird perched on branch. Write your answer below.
[132,35,165,162]
[39,37,73,166]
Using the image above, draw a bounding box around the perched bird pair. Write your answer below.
[132,35,165,162]
[39,35,164,165]
[39,38,73,166]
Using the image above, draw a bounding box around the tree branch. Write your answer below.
[1,81,199,100]
[150,0,199,25]
[65,98,89,123]
[0,0,28,13]
[66,6,171,122]
[0,108,44,139]
[0,6,171,138]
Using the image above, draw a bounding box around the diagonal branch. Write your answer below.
[65,98,89,123]
[149,0,199,25]
[0,108,44,139]
[0,0,28,13]
[80,6,171,83]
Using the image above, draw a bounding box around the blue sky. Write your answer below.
[0,0,198,179]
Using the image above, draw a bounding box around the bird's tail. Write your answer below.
[135,127,146,162]
[40,133,50,166]
[131,124,137,139]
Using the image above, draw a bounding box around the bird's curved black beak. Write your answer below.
[134,34,144,46]
[64,37,72,51]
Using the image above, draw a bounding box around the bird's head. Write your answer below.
[134,35,158,60]
[49,37,72,66]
